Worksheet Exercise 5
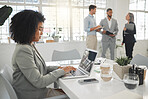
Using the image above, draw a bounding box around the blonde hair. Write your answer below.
[128,13,134,22]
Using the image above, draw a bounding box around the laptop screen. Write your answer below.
[79,49,97,73]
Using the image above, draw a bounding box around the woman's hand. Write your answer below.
[61,66,76,73]
[58,66,63,69]
[124,27,126,31]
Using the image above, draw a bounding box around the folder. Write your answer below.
[125,24,134,30]
[124,23,134,34]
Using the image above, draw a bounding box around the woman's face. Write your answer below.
[126,14,130,21]
[32,22,43,42]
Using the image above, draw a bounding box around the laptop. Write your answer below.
[62,48,97,79]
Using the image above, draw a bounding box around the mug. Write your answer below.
[100,63,112,82]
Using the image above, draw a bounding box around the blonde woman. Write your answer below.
[122,13,136,59]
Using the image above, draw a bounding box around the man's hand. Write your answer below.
[96,25,102,29]
[109,34,115,37]
[121,43,124,45]
[96,29,101,32]
[124,27,126,31]
[102,30,106,34]
[90,25,101,31]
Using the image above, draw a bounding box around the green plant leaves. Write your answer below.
[115,57,131,66]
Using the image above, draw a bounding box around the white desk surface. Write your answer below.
[46,58,148,99]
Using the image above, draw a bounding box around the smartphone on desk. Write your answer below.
[78,78,99,85]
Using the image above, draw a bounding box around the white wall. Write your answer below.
[107,0,129,40]
[0,42,86,69]
[36,41,86,62]
[134,40,148,57]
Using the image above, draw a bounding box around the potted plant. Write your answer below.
[53,36,61,42]
[113,57,132,79]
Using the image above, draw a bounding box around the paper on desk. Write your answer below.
[104,90,143,99]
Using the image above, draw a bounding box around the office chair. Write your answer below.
[0,74,11,99]
[130,54,148,67]
[52,49,81,61]
[0,64,68,99]
[1,64,13,84]
[0,72,18,99]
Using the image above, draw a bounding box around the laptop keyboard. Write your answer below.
[70,69,85,76]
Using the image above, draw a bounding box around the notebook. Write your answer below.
[62,48,98,79]
[125,23,134,30]
[124,23,134,34]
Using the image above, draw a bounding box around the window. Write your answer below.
[0,0,106,43]
[71,0,106,41]
[0,1,38,43]
[42,7,56,37]
[129,0,148,40]
[72,8,84,41]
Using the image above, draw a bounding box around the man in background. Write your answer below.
[84,5,101,50]
[99,8,119,60]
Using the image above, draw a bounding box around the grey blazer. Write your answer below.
[99,18,119,42]
[12,44,65,99]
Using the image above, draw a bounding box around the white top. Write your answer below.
[106,17,112,29]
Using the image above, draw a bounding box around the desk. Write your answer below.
[46,58,148,99]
